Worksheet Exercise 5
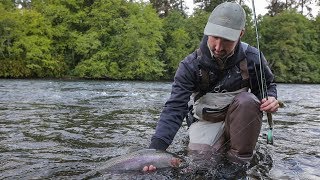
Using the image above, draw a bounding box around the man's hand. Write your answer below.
[260,96,279,113]
[142,165,156,172]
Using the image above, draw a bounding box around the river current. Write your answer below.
[0,79,319,179]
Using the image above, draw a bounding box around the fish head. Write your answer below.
[170,157,184,167]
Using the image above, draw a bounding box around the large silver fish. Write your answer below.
[99,149,183,172]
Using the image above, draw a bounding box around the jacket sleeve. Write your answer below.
[149,56,197,150]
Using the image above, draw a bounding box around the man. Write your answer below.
[144,2,279,171]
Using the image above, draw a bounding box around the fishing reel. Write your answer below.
[266,112,274,145]
[267,128,273,145]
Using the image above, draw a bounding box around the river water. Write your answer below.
[0,79,319,179]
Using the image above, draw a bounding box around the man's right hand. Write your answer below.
[142,165,157,172]
[260,96,279,113]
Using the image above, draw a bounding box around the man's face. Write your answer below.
[207,35,240,59]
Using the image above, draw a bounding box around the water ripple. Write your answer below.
[0,80,319,179]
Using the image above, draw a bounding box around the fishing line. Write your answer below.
[252,0,266,99]
[251,0,274,145]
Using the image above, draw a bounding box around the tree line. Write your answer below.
[0,0,319,83]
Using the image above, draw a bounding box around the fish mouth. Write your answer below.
[170,157,185,168]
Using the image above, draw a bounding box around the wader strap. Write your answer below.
[239,58,250,88]
[195,48,210,101]
[239,59,249,80]
[240,42,250,88]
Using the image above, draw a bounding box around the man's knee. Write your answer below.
[234,92,260,106]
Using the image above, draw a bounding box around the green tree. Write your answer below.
[241,5,256,46]
[74,1,164,80]
[184,9,210,50]
[260,11,320,83]
[0,0,16,10]
[0,5,67,77]
[266,0,318,18]
[1,0,319,82]
[314,15,320,55]
[149,0,188,17]
[31,0,97,71]
[194,0,225,12]
[107,2,164,80]
[266,0,290,16]
[161,10,191,78]
[72,0,130,79]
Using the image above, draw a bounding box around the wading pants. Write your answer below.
[188,92,262,163]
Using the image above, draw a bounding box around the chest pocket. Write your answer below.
[192,87,248,123]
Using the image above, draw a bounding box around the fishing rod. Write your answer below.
[251,0,274,145]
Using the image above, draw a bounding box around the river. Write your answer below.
[0,79,319,179]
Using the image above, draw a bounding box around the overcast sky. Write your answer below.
[184,0,268,15]
[185,0,319,16]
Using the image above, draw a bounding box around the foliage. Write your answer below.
[266,0,317,18]
[160,10,191,79]
[241,5,256,46]
[185,9,210,49]
[0,4,67,77]
[150,0,188,17]
[194,0,226,13]
[260,11,320,83]
[0,0,319,83]
[73,1,165,80]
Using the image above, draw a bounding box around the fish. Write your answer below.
[98,149,184,172]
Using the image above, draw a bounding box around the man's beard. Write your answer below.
[213,50,233,60]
